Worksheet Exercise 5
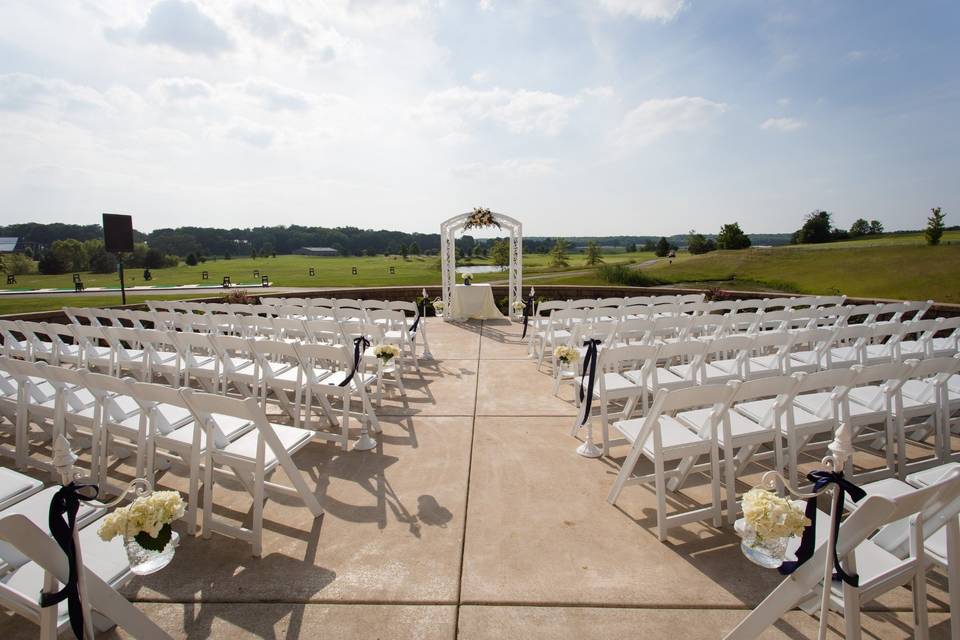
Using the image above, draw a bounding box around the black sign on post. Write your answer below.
[352,267,358,275]
[261,275,269,287]
[308,268,315,276]
[202,271,209,280]
[389,266,395,275]
[253,270,260,279]
[103,213,134,305]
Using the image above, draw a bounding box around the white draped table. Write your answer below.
[449,283,503,320]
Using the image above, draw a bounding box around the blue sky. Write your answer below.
[0,0,957,235]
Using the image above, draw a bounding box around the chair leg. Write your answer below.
[724,441,738,526]
[654,451,668,541]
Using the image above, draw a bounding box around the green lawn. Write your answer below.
[538,232,960,303]
[0,252,651,291]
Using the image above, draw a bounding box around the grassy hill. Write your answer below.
[540,231,960,303]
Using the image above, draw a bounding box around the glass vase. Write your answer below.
[124,530,179,576]
[739,524,788,568]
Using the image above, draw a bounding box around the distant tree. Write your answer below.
[50,239,89,272]
[23,246,33,259]
[490,238,510,269]
[585,240,604,265]
[224,250,232,260]
[830,227,850,241]
[185,253,199,266]
[409,242,421,256]
[549,238,570,267]
[250,248,258,259]
[869,220,884,235]
[926,207,946,245]
[144,248,168,269]
[849,218,871,237]
[401,243,409,260]
[716,223,751,250]
[87,245,117,273]
[4,253,37,275]
[794,210,834,244]
[458,235,476,256]
[686,231,715,255]
[624,242,637,253]
[38,251,68,275]
[642,238,657,252]
[654,237,670,257]
[260,242,274,257]
[198,255,207,263]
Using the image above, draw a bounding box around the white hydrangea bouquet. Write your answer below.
[462,273,473,285]
[740,488,809,567]
[373,343,401,364]
[553,345,580,365]
[512,300,527,314]
[432,298,446,314]
[98,490,185,551]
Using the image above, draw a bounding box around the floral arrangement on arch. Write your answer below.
[463,207,501,230]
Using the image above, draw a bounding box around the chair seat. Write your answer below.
[580,373,637,398]
[161,413,251,450]
[789,350,821,367]
[118,349,146,361]
[614,416,708,457]
[316,371,376,390]
[749,354,782,375]
[0,487,100,571]
[220,423,314,467]
[2,521,128,620]
[792,392,836,418]
[864,344,895,361]
[737,398,825,431]
[0,468,42,510]
[681,407,772,444]
[898,340,925,356]
[828,346,859,364]
[901,379,936,404]
[828,538,904,597]
[905,463,960,487]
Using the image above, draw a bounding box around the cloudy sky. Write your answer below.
[0,0,957,235]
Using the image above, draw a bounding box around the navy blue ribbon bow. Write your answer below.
[40,481,100,639]
[339,336,371,387]
[410,298,424,334]
[577,339,602,427]
[778,470,866,586]
[520,297,534,339]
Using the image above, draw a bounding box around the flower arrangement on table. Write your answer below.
[462,272,473,285]
[463,207,501,230]
[740,488,810,567]
[553,345,580,366]
[373,343,401,365]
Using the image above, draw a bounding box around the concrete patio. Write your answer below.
[0,319,953,639]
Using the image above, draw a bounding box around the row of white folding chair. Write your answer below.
[0,467,170,637]
[585,349,959,514]
[0,357,329,556]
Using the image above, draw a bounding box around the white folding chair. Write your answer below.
[70,324,114,373]
[136,328,181,386]
[208,334,259,396]
[102,326,149,380]
[293,342,380,451]
[170,331,220,392]
[608,382,737,541]
[180,389,323,556]
[16,322,57,364]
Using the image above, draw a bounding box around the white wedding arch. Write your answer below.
[439,211,523,319]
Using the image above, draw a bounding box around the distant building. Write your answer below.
[293,246,339,257]
[0,237,19,253]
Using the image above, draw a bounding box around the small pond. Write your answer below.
[455,265,505,274]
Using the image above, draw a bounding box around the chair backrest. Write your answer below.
[361,300,389,312]
[724,311,760,335]
[548,308,584,329]
[842,303,882,325]
[656,339,707,366]
[599,344,659,373]
[303,319,342,345]
[334,298,362,310]
[128,380,194,435]
[568,298,597,310]
[683,314,727,339]
[595,297,625,310]
[136,328,178,353]
[293,342,352,381]
[102,326,142,355]
[615,318,653,344]
[535,300,568,318]
[179,388,253,449]
[793,367,856,395]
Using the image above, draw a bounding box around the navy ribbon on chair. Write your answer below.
[520,297,534,339]
[40,481,100,640]
[410,298,424,334]
[576,339,602,427]
[778,470,866,586]
[339,337,370,387]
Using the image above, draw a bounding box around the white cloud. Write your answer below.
[761,117,807,132]
[219,119,275,147]
[845,50,866,62]
[242,79,313,111]
[478,0,494,11]
[597,0,685,22]
[471,70,492,84]
[150,77,213,101]
[616,96,726,145]
[106,0,233,56]
[777,97,791,107]
[0,73,112,113]
[420,86,583,136]
[452,157,557,178]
